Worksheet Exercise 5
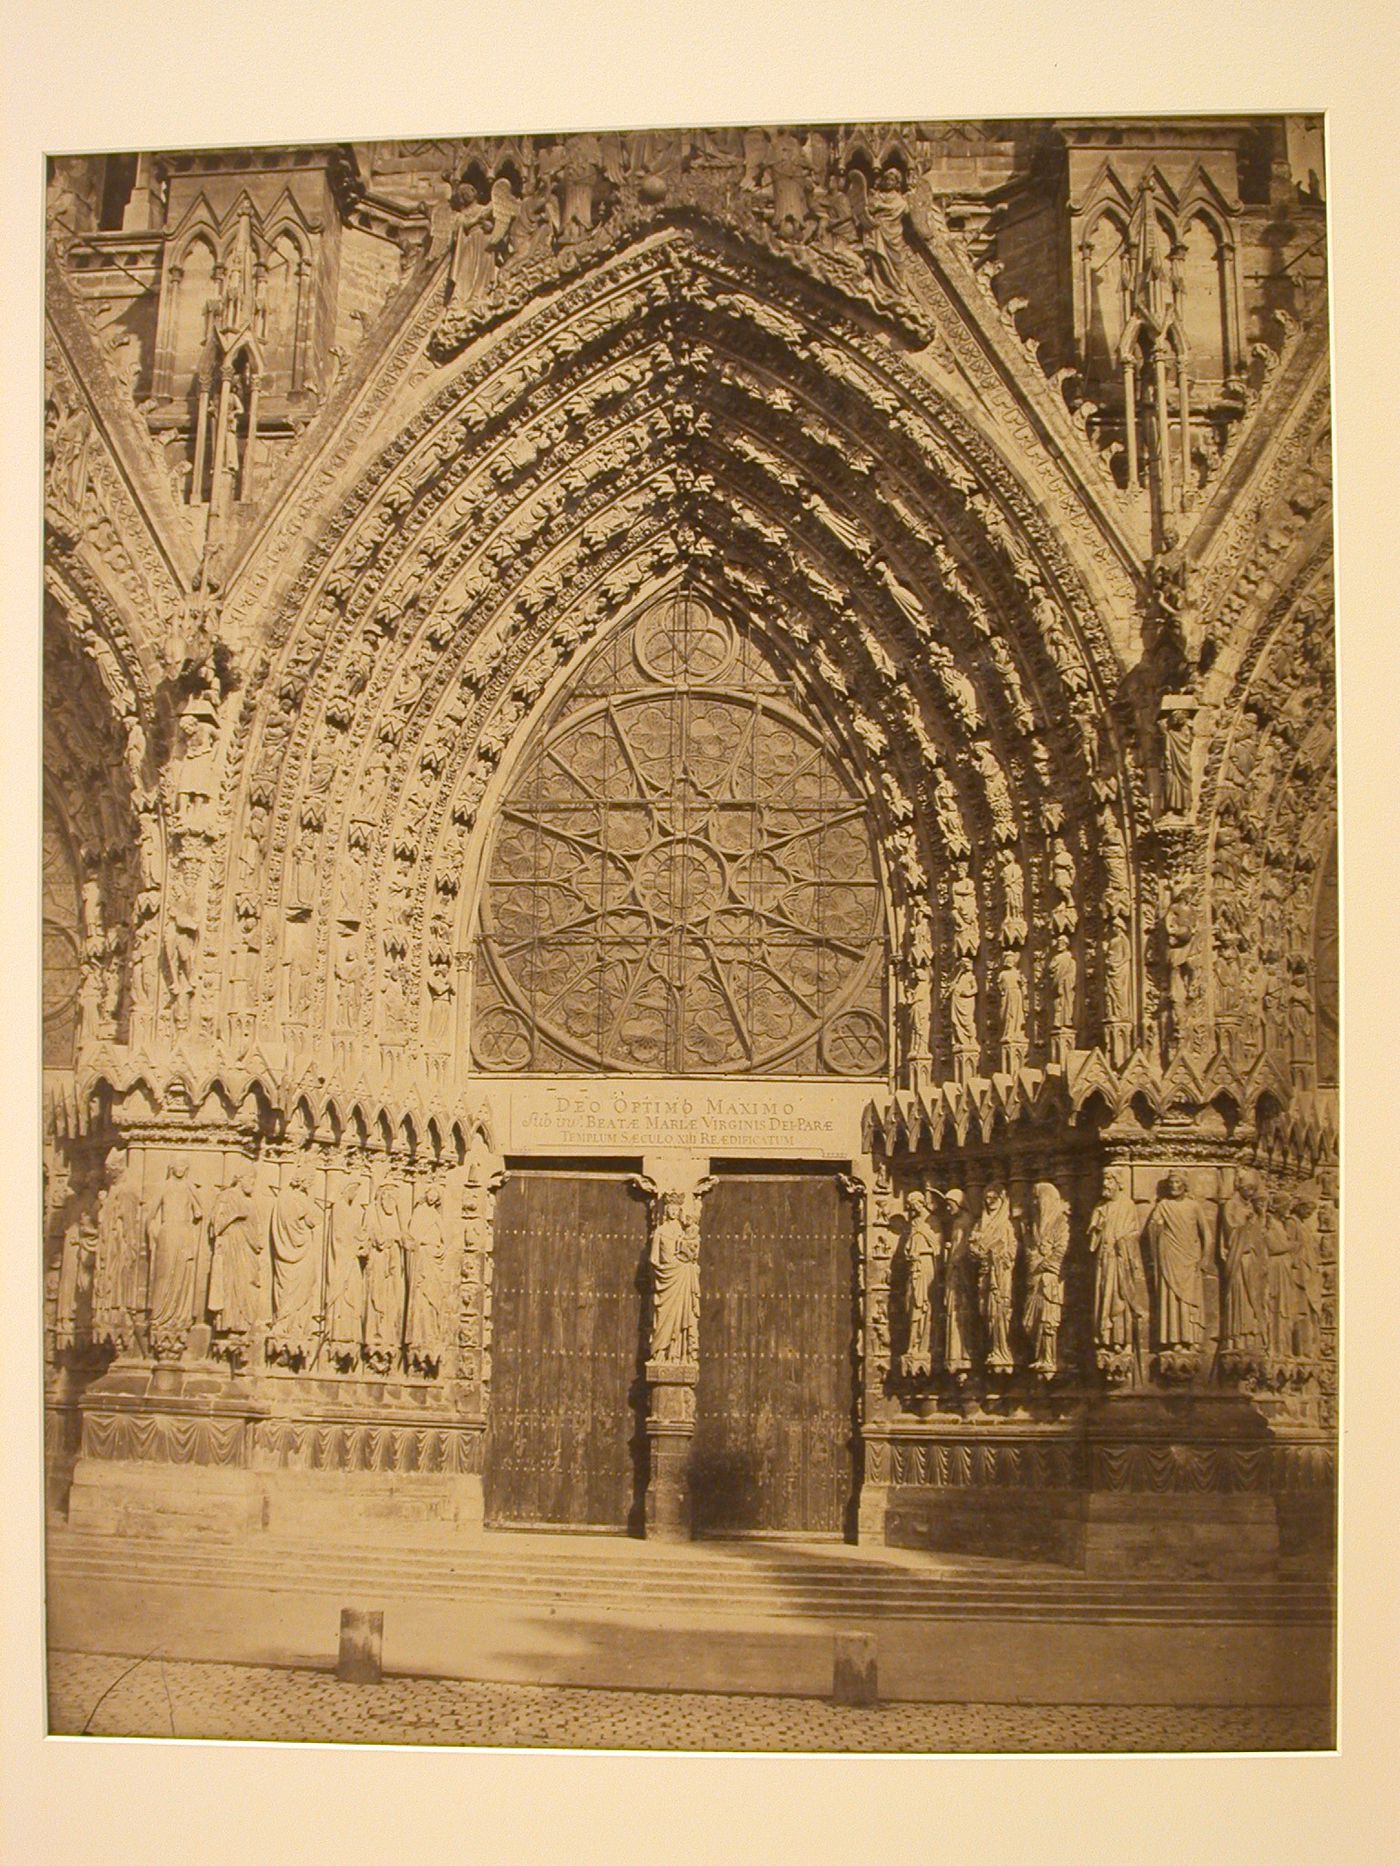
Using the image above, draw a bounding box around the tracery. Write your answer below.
[472,593,888,1075]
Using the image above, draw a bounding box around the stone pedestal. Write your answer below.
[1079,1391,1281,1576]
[861,1392,1318,1577]
[643,1359,697,1541]
[65,1358,486,1538]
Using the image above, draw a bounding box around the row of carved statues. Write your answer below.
[52,1151,1325,1401]
[882,1167,1325,1390]
[55,1156,480,1379]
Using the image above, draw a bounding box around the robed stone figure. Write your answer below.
[648,1186,708,1365]
[325,1171,370,1367]
[1088,1169,1148,1370]
[1262,1189,1297,1358]
[1287,1195,1323,1359]
[1144,1172,1212,1351]
[1219,1172,1266,1353]
[898,1189,939,1378]
[146,1159,202,1357]
[268,1168,322,1366]
[970,1183,1018,1375]
[364,1179,408,1372]
[94,1162,145,1349]
[1023,1181,1069,1376]
[405,1184,453,1376]
[208,1164,272,1339]
[941,1188,975,1376]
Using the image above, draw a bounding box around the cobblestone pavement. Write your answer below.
[48,1653,1332,1752]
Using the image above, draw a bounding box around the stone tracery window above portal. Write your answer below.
[471,595,889,1077]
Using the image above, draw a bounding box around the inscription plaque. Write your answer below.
[494,1077,873,1158]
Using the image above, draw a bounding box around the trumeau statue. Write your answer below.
[645,1181,713,1366]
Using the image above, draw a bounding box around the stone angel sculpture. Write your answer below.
[842,163,936,295]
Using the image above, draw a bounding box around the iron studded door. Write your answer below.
[691,1173,857,1535]
[485,1172,648,1528]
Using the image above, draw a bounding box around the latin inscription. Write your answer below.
[501,1080,873,1157]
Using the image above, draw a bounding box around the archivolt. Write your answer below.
[214,230,1147,1074]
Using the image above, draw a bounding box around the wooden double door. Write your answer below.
[484,1167,857,1536]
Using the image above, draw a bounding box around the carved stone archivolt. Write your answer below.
[204,238,1151,1091]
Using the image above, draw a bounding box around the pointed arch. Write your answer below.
[208,223,1153,1089]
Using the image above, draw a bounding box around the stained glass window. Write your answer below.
[471,595,889,1076]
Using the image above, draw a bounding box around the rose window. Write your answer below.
[471,596,888,1076]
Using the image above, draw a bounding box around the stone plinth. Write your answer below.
[643,1359,697,1542]
[64,1359,486,1538]
[861,1394,1329,1577]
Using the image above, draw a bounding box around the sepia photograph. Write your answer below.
[32,103,1344,1765]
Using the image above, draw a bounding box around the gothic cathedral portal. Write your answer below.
[44,124,1336,1581]
[473,594,885,1535]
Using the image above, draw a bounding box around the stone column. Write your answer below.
[643,1359,698,1541]
[634,1152,712,1542]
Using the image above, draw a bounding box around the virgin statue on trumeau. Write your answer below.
[648,1183,712,1365]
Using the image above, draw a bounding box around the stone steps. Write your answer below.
[46,1530,1334,1624]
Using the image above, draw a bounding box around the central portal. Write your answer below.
[474,590,887,1538]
